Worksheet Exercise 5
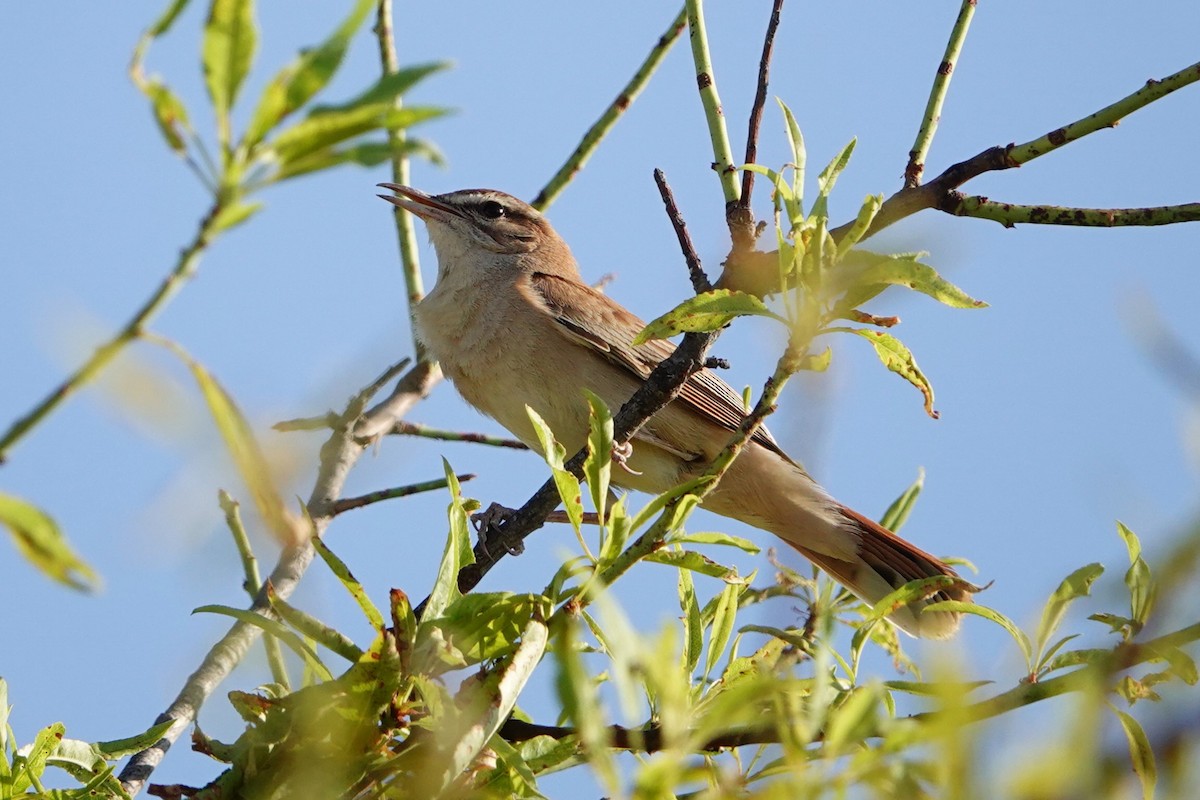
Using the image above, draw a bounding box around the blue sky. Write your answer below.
[2,1,1199,793]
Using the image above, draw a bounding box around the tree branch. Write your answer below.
[532,5,688,211]
[905,0,977,187]
[733,0,785,250]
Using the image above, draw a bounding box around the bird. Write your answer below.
[378,184,975,638]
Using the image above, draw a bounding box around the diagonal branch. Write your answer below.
[532,5,688,211]
[733,0,785,250]
[905,0,977,187]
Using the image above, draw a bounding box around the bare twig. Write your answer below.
[905,0,977,187]
[388,421,529,450]
[274,412,341,432]
[331,474,476,514]
[945,196,1200,228]
[219,490,289,690]
[532,5,687,211]
[832,60,1200,246]
[374,0,431,362]
[737,0,785,226]
[655,168,713,294]
[685,0,740,203]
[1009,61,1200,165]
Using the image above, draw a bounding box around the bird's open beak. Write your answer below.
[377,184,460,223]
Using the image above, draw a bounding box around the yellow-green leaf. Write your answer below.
[243,0,375,147]
[879,468,924,533]
[167,343,293,544]
[144,79,192,154]
[194,604,333,681]
[0,492,98,591]
[1113,707,1157,800]
[633,289,781,344]
[844,327,939,419]
[267,104,444,165]
[202,0,257,141]
[211,199,262,233]
[424,460,475,620]
[1035,562,1104,659]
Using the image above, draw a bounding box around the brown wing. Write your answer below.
[528,271,787,458]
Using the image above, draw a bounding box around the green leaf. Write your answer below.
[678,568,703,676]
[244,0,375,147]
[95,719,174,760]
[420,593,550,668]
[811,138,856,223]
[172,344,293,543]
[776,99,806,209]
[267,104,444,165]
[1112,707,1157,800]
[879,468,924,533]
[704,582,739,678]
[194,604,333,682]
[671,530,760,554]
[148,0,192,38]
[311,535,385,630]
[645,549,740,580]
[144,79,192,154]
[841,327,938,419]
[554,615,618,789]
[272,137,443,183]
[927,599,1033,671]
[582,390,614,524]
[841,252,987,311]
[796,346,833,372]
[202,0,257,141]
[211,198,263,233]
[267,584,364,663]
[310,61,449,117]
[825,685,880,754]
[0,492,99,591]
[634,289,781,344]
[425,460,475,620]
[835,194,883,257]
[527,406,583,534]
[440,612,549,794]
[1118,521,1156,630]
[12,722,66,793]
[1035,562,1104,660]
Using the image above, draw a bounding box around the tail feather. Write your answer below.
[795,505,976,639]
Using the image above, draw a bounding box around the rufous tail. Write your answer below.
[793,505,976,639]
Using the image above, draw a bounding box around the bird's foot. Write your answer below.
[471,502,525,557]
[611,440,642,476]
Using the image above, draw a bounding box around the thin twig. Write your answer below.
[685,0,740,203]
[218,490,289,689]
[388,421,529,450]
[944,197,1200,228]
[655,169,713,294]
[738,0,785,221]
[905,0,977,187]
[331,474,476,514]
[532,5,688,211]
[374,0,431,363]
[1009,60,1200,165]
[274,413,341,432]
[832,59,1200,246]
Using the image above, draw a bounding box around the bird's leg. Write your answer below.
[471,502,525,556]
[611,440,642,476]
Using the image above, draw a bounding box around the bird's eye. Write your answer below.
[479,200,506,219]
